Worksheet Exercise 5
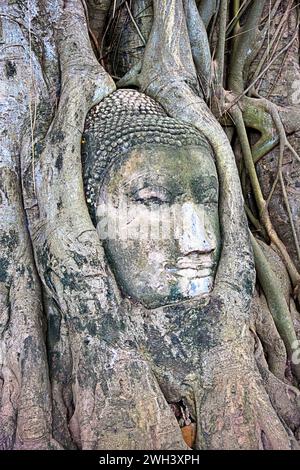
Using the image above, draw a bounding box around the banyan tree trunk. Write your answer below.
[0,0,300,450]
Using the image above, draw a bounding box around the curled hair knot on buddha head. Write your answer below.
[82,89,214,221]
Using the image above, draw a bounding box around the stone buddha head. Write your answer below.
[82,89,221,309]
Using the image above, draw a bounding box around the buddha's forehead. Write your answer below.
[106,145,218,187]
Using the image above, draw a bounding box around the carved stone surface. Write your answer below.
[82,89,221,307]
[82,89,212,214]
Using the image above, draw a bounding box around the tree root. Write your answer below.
[231,105,300,305]
[252,293,287,381]
[0,1,61,448]
[228,0,265,94]
[183,344,298,449]
[184,0,211,99]
[251,233,300,382]
[1,0,300,450]
[255,335,300,437]
[135,0,300,448]
[197,0,218,29]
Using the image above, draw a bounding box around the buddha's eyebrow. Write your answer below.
[122,171,168,189]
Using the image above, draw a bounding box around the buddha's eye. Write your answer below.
[131,186,172,205]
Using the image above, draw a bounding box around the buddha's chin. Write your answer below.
[178,275,213,298]
[134,276,214,310]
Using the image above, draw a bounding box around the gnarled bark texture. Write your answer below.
[0,0,300,450]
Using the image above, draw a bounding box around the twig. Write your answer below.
[125,1,146,45]
[251,0,293,88]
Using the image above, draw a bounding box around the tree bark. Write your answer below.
[1,0,300,450]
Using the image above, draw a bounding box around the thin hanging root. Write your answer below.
[231,106,300,302]
[244,204,267,239]
[251,233,300,383]
[226,0,251,36]
[257,99,300,264]
[286,140,300,164]
[232,0,240,36]
[214,0,227,89]
[125,1,146,45]
[250,0,293,88]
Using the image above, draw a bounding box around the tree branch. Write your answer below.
[184,0,211,99]
[228,0,265,93]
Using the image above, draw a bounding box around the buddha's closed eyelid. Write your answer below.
[130,185,172,204]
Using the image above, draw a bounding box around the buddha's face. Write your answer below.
[97,145,221,309]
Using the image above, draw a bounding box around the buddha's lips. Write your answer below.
[175,268,212,279]
[164,257,214,278]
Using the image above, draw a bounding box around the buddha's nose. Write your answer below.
[177,202,216,254]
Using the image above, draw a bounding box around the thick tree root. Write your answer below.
[251,234,300,382]
[255,342,300,438]
[180,344,299,449]
[1,0,300,450]
[252,294,287,381]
